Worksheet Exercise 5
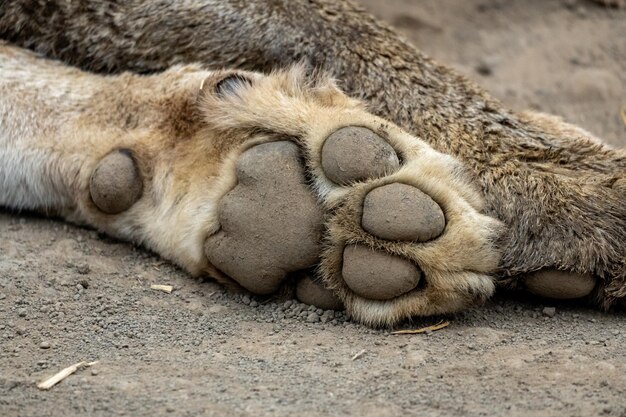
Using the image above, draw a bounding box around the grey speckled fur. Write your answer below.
[0,0,624,306]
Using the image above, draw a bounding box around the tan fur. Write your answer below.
[0,43,502,325]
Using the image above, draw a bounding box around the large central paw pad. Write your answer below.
[205,141,323,294]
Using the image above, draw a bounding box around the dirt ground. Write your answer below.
[1,1,625,416]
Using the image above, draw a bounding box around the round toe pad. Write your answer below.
[295,274,344,311]
[321,126,399,185]
[362,183,445,242]
[342,244,421,300]
[523,269,596,299]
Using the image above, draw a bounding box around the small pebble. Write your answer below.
[39,341,51,349]
[306,313,320,323]
[476,61,493,76]
[542,307,556,318]
[17,308,27,317]
[76,264,90,275]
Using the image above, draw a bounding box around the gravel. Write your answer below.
[543,307,557,318]
[2,213,625,417]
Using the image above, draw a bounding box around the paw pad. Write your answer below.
[89,150,142,214]
[295,274,344,310]
[321,126,399,185]
[342,244,422,300]
[205,141,323,294]
[523,269,596,299]
[362,183,446,242]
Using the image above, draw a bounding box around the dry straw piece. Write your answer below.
[351,349,367,361]
[37,361,99,390]
[391,320,450,335]
[150,284,174,294]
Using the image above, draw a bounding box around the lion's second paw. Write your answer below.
[203,93,503,326]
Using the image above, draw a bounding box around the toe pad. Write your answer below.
[321,127,399,185]
[523,269,596,299]
[342,244,421,300]
[362,183,446,242]
[295,275,344,310]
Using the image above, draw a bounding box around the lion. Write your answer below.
[0,0,624,327]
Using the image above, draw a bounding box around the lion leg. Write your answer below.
[487,111,626,305]
[2,0,623,310]
[0,43,226,275]
[1,43,503,326]
[0,42,138,218]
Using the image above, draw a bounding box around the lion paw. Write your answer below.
[201,74,503,326]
